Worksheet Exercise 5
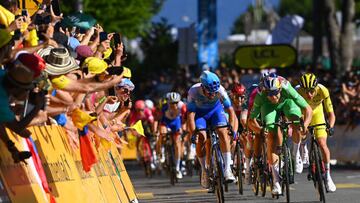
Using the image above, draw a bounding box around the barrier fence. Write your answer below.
[0,125,138,203]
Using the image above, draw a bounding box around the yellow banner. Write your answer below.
[0,125,138,203]
[18,0,43,16]
[233,44,297,69]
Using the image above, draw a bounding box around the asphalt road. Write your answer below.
[126,161,360,203]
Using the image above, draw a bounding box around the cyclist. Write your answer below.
[159,92,187,179]
[248,74,313,195]
[229,83,252,183]
[296,73,336,192]
[187,71,237,188]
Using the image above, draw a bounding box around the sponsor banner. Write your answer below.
[233,44,297,69]
[0,125,137,203]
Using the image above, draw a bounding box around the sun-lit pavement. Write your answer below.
[125,161,360,203]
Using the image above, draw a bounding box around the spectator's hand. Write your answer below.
[7,17,23,32]
[50,4,63,24]
[107,96,118,104]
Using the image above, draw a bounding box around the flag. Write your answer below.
[71,108,97,130]
[79,126,97,172]
[128,120,144,136]
[25,137,56,203]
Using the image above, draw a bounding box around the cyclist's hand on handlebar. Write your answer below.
[191,133,198,144]
[328,127,335,136]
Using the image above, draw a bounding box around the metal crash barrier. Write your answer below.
[0,125,138,203]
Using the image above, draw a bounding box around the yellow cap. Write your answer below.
[103,48,112,59]
[123,67,132,78]
[84,57,108,74]
[71,108,97,130]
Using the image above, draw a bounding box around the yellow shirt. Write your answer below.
[297,83,333,113]
[296,84,333,138]
[51,75,71,90]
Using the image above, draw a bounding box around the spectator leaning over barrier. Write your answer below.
[0,53,46,163]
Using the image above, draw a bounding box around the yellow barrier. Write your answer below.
[0,125,138,203]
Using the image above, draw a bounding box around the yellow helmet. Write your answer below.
[300,73,318,89]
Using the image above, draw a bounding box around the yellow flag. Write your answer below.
[71,108,97,130]
[129,120,145,136]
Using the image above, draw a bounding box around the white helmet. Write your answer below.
[166,92,181,103]
[145,99,154,109]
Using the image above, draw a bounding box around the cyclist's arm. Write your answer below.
[187,111,196,136]
[240,109,248,128]
[225,106,237,134]
[285,82,313,129]
[248,94,262,134]
[322,86,336,128]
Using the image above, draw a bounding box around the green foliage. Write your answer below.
[231,6,254,34]
[137,18,178,78]
[278,0,313,33]
[60,0,164,39]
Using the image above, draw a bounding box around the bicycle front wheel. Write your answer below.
[260,143,267,197]
[314,143,326,203]
[235,143,243,195]
[282,144,291,203]
[213,148,225,203]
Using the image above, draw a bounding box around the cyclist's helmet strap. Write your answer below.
[300,73,318,89]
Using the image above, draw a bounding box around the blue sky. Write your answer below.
[153,0,280,40]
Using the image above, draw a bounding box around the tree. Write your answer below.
[60,0,164,38]
[278,0,313,33]
[138,18,178,76]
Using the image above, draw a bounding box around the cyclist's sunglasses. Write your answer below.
[170,101,179,104]
[202,85,216,96]
[304,88,316,94]
[265,89,280,96]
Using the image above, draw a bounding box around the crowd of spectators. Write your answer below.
[134,61,360,128]
[0,0,137,168]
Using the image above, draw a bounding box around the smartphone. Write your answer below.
[21,9,28,17]
[51,0,61,16]
[113,33,121,48]
[99,32,108,42]
[107,66,124,76]
[108,87,115,96]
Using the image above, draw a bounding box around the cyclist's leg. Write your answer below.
[194,115,210,188]
[212,104,235,181]
[169,116,183,175]
[283,99,303,174]
[261,103,282,194]
[159,124,168,163]
[312,109,336,192]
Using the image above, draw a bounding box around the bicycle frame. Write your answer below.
[307,123,328,203]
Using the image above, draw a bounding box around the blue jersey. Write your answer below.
[187,83,232,112]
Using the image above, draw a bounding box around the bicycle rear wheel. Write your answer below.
[252,160,259,196]
[213,148,225,203]
[235,143,243,195]
[314,144,326,203]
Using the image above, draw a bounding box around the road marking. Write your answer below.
[346,175,360,179]
[336,183,360,189]
[185,189,208,194]
[137,192,154,199]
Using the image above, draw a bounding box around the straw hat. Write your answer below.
[38,47,79,76]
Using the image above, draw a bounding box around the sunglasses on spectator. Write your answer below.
[115,87,132,94]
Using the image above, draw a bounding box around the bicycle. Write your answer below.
[270,118,299,203]
[232,131,244,195]
[251,127,271,197]
[162,131,178,185]
[192,125,231,203]
[307,123,329,203]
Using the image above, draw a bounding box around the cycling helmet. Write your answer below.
[231,83,246,96]
[166,92,181,103]
[135,100,145,110]
[263,76,281,94]
[200,71,220,93]
[300,73,318,89]
[116,78,135,91]
[145,99,154,109]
